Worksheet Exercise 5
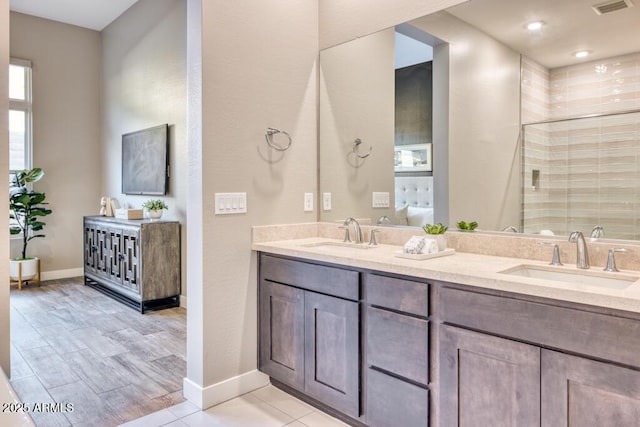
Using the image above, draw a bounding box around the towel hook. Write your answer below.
[265,127,292,152]
[353,138,372,159]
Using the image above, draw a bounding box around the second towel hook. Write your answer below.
[353,138,372,159]
[265,127,292,152]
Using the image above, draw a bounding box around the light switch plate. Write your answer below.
[323,192,332,211]
[215,192,247,215]
[304,193,314,212]
[372,192,390,208]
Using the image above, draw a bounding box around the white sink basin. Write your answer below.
[499,264,639,290]
[300,241,377,252]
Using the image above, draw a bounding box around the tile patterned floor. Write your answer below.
[10,277,186,426]
[120,385,349,427]
[10,278,347,427]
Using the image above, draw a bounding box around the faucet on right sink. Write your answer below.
[568,231,590,269]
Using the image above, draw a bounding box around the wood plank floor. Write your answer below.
[9,277,186,427]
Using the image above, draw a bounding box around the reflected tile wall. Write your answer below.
[522,52,640,239]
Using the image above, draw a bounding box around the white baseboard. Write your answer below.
[41,268,84,281]
[180,295,187,309]
[183,370,270,409]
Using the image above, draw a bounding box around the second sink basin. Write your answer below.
[499,264,639,290]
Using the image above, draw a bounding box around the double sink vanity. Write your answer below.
[252,222,640,426]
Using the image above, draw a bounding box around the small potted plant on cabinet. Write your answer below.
[142,199,168,220]
[9,168,53,287]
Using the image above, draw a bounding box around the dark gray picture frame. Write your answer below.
[122,124,169,195]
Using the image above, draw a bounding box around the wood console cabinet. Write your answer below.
[83,216,180,313]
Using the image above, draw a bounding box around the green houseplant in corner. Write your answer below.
[9,168,53,284]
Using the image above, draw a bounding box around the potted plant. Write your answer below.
[457,220,479,231]
[142,199,168,220]
[423,223,448,251]
[9,168,53,282]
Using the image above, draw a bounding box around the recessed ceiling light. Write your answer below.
[526,21,544,31]
[574,50,592,58]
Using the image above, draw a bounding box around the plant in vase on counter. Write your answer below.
[9,167,53,285]
[423,223,448,251]
[142,199,168,220]
[457,220,478,231]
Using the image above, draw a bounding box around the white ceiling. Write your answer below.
[9,0,139,31]
[446,0,640,68]
[8,0,640,67]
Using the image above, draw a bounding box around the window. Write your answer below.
[9,59,33,187]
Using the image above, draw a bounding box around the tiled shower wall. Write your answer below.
[522,52,640,239]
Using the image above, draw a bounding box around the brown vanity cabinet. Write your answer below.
[257,251,640,426]
[258,254,360,419]
[439,284,640,427]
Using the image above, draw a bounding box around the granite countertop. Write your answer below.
[252,231,640,314]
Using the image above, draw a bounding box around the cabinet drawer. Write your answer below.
[440,285,640,369]
[367,368,429,427]
[366,306,429,385]
[260,255,359,301]
[365,274,429,317]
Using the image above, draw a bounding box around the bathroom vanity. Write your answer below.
[254,225,640,426]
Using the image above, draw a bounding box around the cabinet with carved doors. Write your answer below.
[83,216,180,313]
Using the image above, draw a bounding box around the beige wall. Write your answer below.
[0,0,10,374]
[101,0,187,298]
[185,0,318,407]
[319,28,395,223]
[9,12,102,276]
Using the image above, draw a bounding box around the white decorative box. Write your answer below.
[115,209,144,220]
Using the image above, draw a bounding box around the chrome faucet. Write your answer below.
[501,225,519,233]
[568,231,590,269]
[604,248,631,272]
[343,217,362,244]
[590,225,604,239]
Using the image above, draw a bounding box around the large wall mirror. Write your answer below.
[319,0,640,241]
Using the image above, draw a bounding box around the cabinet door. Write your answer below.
[440,325,540,427]
[84,222,98,273]
[259,280,305,390]
[304,292,359,418]
[95,226,110,277]
[108,227,123,283]
[542,350,640,427]
[121,229,140,292]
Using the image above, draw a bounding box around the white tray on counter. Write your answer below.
[395,248,456,260]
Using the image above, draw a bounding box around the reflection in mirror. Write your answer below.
[319,0,640,242]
